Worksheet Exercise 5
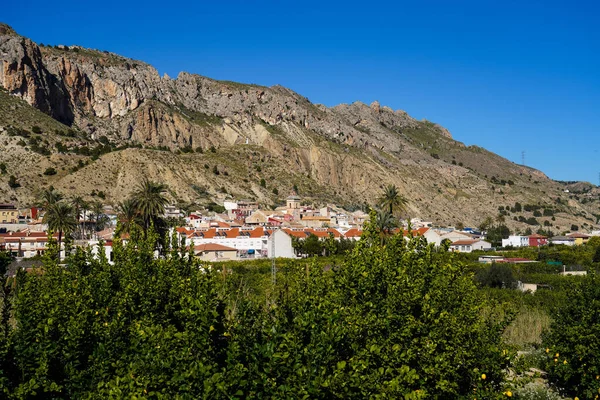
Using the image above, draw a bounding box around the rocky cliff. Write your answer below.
[1,22,599,232]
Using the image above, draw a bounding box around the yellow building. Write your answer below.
[0,204,18,224]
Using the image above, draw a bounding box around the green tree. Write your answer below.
[71,196,85,239]
[7,175,19,189]
[131,179,169,232]
[543,271,600,397]
[374,209,397,244]
[42,202,77,261]
[115,198,139,236]
[39,187,63,208]
[377,184,408,216]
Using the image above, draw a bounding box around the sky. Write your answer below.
[4,0,600,183]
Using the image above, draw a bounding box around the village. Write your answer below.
[1,194,597,264]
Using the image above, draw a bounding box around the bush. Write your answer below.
[0,222,512,398]
[0,163,6,174]
[475,263,517,289]
[43,167,57,176]
[543,272,600,397]
[8,175,19,188]
[31,125,42,134]
[259,178,266,188]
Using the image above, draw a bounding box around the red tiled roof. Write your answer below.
[344,228,363,238]
[195,243,237,252]
[451,239,477,246]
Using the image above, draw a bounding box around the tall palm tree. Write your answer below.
[91,201,104,239]
[39,188,63,208]
[377,184,408,217]
[131,179,169,231]
[116,198,139,235]
[43,202,77,262]
[375,209,397,245]
[71,196,85,239]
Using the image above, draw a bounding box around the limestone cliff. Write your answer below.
[1,23,599,231]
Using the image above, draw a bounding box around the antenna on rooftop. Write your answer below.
[521,151,525,166]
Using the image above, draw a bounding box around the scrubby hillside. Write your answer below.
[1,22,599,231]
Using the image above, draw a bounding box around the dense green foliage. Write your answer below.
[0,224,513,398]
[543,271,600,399]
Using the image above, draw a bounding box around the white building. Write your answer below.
[501,235,529,248]
[267,229,296,258]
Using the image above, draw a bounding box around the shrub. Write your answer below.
[0,163,6,174]
[8,175,20,188]
[259,178,266,188]
[475,263,517,289]
[570,224,579,231]
[0,220,512,398]
[43,167,57,176]
[543,272,600,397]
[212,165,220,175]
[272,187,279,195]
[31,125,42,134]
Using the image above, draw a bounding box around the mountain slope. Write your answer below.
[1,22,599,232]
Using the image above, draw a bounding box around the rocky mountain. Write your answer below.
[1,22,599,232]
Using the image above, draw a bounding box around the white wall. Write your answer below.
[267,230,296,258]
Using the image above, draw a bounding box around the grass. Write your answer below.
[503,307,552,347]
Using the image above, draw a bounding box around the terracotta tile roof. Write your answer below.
[528,234,547,239]
[450,239,478,246]
[344,228,363,238]
[283,228,310,238]
[249,227,267,238]
[195,243,237,252]
[566,232,590,238]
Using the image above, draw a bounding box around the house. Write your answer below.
[0,204,19,224]
[299,215,331,228]
[440,230,474,243]
[502,235,529,248]
[267,229,296,258]
[194,243,238,262]
[528,234,548,247]
[449,239,492,253]
[245,210,270,225]
[549,236,575,246]
[566,232,590,245]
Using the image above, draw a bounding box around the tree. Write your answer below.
[70,196,85,239]
[8,175,19,189]
[479,216,494,231]
[377,184,407,216]
[0,163,6,174]
[116,198,139,236]
[374,209,397,245]
[39,188,63,208]
[544,272,600,397]
[42,202,77,262]
[131,179,168,232]
[90,201,104,237]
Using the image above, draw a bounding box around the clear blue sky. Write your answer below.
[4,1,600,183]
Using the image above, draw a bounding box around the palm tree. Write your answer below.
[377,184,408,217]
[91,201,104,239]
[375,209,397,245]
[43,202,77,262]
[116,198,139,235]
[71,196,85,239]
[131,179,169,231]
[39,188,63,208]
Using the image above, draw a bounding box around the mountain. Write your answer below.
[1,22,599,232]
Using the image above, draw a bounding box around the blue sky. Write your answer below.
[4,0,600,183]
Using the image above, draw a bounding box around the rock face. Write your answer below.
[3,23,598,230]
[0,25,452,153]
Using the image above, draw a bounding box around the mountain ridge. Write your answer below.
[1,22,599,232]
